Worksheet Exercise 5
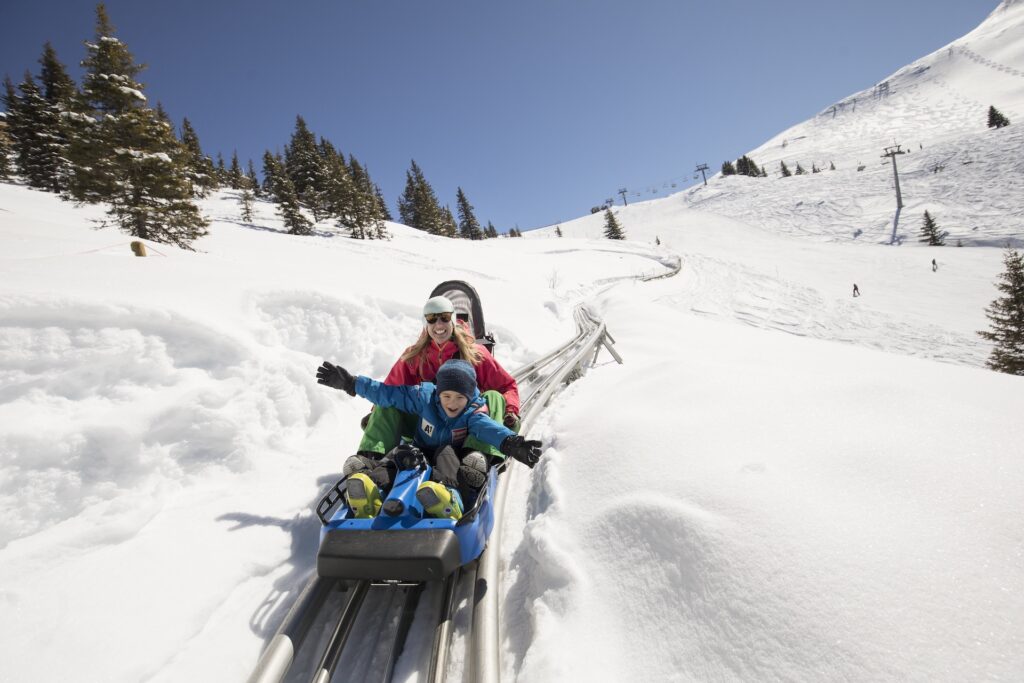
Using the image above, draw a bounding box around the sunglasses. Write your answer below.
[424,312,453,324]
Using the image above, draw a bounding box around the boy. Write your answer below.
[316,358,542,520]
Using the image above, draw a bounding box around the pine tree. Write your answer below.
[987,105,1010,129]
[0,126,11,180]
[795,162,806,175]
[721,160,736,176]
[780,160,792,177]
[603,208,625,240]
[216,152,227,185]
[66,4,207,248]
[36,42,76,191]
[919,210,946,246]
[455,187,483,240]
[246,159,260,197]
[978,248,1024,375]
[178,117,217,195]
[284,115,325,216]
[555,225,563,237]
[261,150,279,195]
[348,156,386,239]
[239,186,255,222]
[735,155,760,177]
[228,151,244,189]
[398,159,443,234]
[439,205,458,238]
[655,236,661,245]
[829,161,836,170]
[373,184,392,222]
[263,150,311,234]
[485,221,498,239]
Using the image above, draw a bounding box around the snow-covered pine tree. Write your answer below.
[978,248,1024,375]
[456,187,483,240]
[795,162,806,175]
[987,105,1010,129]
[67,4,207,248]
[919,210,946,246]
[780,160,792,177]
[721,160,736,176]
[439,205,458,238]
[284,116,326,218]
[263,150,311,234]
[178,118,217,196]
[485,221,498,239]
[603,208,625,240]
[5,73,63,190]
[36,42,76,191]
[555,225,563,237]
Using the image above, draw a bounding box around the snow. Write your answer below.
[2,2,1024,681]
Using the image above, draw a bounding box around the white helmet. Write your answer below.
[423,295,455,316]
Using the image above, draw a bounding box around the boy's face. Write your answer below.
[439,390,468,417]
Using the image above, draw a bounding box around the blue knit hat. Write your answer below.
[435,359,477,398]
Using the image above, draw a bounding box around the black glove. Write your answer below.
[392,444,425,471]
[316,361,356,396]
[503,412,521,432]
[500,435,543,468]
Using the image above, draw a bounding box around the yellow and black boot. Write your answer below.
[346,473,383,518]
[415,481,464,520]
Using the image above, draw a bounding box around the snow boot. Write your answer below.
[415,481,464,520]
[457,451,488,489]
[346,473,382,518]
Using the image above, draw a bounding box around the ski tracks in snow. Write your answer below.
[664,255,989,367]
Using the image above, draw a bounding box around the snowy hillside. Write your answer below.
[609,0,1024,246]
[2,2,1024,682]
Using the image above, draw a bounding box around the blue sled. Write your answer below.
[316,461,497,582]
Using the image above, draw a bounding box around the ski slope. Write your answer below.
[1,2,1023,681]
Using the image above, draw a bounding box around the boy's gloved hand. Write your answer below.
[393,445,425,471]
[316,361,356,396]
[500,435,543,468]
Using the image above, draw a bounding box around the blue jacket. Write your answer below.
[355,376,515,454]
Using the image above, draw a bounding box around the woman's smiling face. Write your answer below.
[426,315,454,345]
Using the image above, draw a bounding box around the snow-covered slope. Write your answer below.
[1,2,1023,682]
[570,0,1024,246]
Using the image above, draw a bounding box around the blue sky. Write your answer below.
[1,0,999,232]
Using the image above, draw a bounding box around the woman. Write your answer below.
[357,294,520,458]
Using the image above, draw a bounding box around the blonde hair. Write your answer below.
[401,322,482,373]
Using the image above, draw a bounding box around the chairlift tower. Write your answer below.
[882,143,906,245]
[618,188,628,206]
[695,163,709,186]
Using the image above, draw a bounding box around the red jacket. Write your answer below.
[384,339,520,416]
